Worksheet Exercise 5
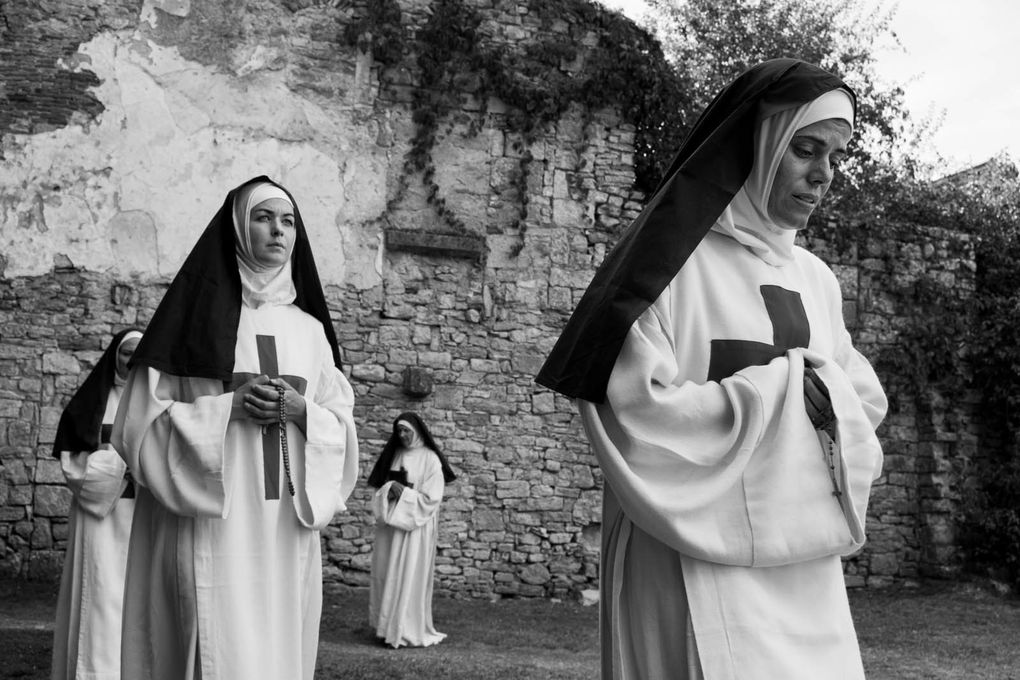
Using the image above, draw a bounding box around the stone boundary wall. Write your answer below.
[0,220,979,598]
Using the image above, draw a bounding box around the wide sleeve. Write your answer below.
[289,356,359,530]
[371,453,445,532]
[60,447,127,518]
[578,293,883,568]
[111,367,233,518]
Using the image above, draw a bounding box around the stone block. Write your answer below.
[27,550,63,580]
[472,509,505,532]
[868,552,899,576]
[30,519,52,549]
[7,420,35,447]
[494,480,530,499]
[418,351,452,369]
[531,390,555,415]
[351,364,386,382]
[34,485,72,517]
[552,197,588,228]
[34,459,64,484]
[42,352,81,375]
[519,563,550,585]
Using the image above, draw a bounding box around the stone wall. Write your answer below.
[804,223,980,585]
[0,0,981,599]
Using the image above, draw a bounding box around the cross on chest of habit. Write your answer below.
[229,335,308,500]
[707,285,810,382]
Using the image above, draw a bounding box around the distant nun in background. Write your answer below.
[51,327,142,680]
[112,176,359,680]
[536,59,887,680]
[368,411,457,649]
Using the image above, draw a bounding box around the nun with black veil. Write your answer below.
[367,411,457,649]
[112,176,359,680]
[51,327,141,680]
[536,59,888,679]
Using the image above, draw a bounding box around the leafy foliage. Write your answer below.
[640,0,940,215]
[885,161,1020,590]
[961,172,1020,589]
[341,0,405,66]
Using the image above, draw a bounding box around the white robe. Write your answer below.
[369,446,447,648]
[580,230,887,680]
[112,303,359,680]
[52,387,133,680]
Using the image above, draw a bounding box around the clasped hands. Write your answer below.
[803,366,836,440]
[230,375,307,432]
[387,482,405,502]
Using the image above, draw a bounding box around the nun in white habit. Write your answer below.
[51,328,141,680]
[113,177,359,680]
[368,412,457,649]
[537,60,887,680]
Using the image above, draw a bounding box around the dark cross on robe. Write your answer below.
[707,285,810,382]
[227,335,307,501]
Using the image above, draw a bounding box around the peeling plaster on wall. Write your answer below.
[109,210,160,275]
[1,24,383,287]
[0,0,139,136]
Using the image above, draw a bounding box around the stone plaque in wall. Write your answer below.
[402,366,433,398]
[385,228,485,261]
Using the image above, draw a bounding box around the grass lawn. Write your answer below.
[2,578,1017,679]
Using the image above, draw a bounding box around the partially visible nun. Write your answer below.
[367,412,457,648]
[112,176,359,680]
[536,60,887,680]
[51,328,141,680]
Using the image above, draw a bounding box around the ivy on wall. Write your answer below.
[877,177,1020,590]
[343,0,692,252]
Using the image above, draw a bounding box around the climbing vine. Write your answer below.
[343,0,693,251]
[341,0,405,67]
[877,176,1020,590]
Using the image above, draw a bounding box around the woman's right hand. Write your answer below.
[803,366,836,438]
[230,375,277,425]
[387,481,404,502]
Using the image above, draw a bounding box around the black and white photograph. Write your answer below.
[1,1,1018,678]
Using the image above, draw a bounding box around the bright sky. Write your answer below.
[597,0,1020,173]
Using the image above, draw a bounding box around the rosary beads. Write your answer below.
[277,383,295,497]
[824,433,842,499]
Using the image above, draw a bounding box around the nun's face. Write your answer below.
[115,337,140,379]
[768,118,851,230]
[248,198,296,267]
[396,421,416,448]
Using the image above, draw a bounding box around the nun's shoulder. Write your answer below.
[276,304,332,341]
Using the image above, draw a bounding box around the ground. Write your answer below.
[2,578,1018,679]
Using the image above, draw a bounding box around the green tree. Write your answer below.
[638,0,936,214]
